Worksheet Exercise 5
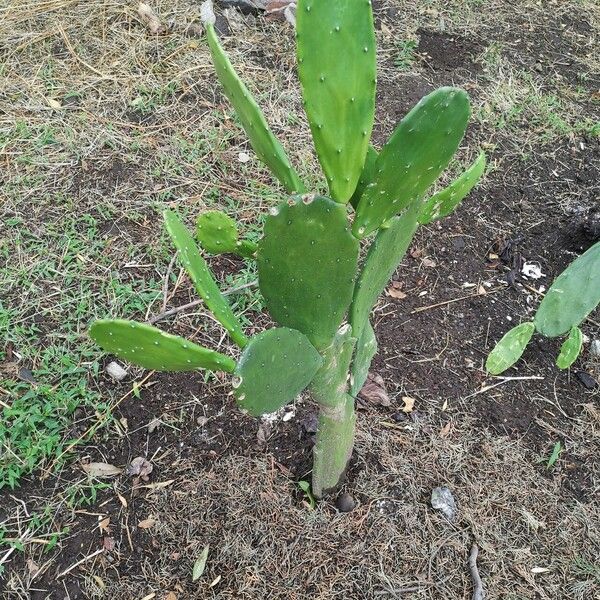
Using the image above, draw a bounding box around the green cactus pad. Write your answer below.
[534,241,600,337]
[556,326,583,370]
[196,210,257,258]
[353,87,470,238]
[296,0,376,203]
[164,210,248,348]
[350,144,378,210]
[258,195,359,349]
[350,204,420,342]
[205,24,304,194]
[90,319,236,373]
[485,322,535,375]
[350,320,377,396]
[419,151,486,225]
[233,327,322,416]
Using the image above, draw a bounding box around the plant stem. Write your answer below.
[310,325,356,498]
[312,395,355,498]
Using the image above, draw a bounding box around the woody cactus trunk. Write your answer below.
[90,0,485,498]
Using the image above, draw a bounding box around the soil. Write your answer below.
[2,1,599,599]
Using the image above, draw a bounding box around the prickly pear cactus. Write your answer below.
[90,320,236,373]
[196,210,257,258]
[91,1,484,500]
[257,195,359,349]
[296,0,376,203]
[534,241,600,337]
[353,87,470,238]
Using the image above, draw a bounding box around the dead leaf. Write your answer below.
[209,574,222,588]
[256,422,270,445]
[401,396,415,413]
[439,422,452,438]
[103,536,115,551]
[147,417,161,433]
[137,479,175,490]
[358,373,390,407]
[192,545,209,581]
[386,281,407,299]
[410,247,423,258]
[422,257,436,268]
[26,558,40,577]
[137,2,166,34]
[116,490,128,508]
[82,462,122,477]
[92,575,106,590]
[127,456,153,480]
[477,284,487,295]
[47,98,62,110]
[138,518,157,529]
[98,516,111,533]
[141,594,156,600]
[164,593,177,600]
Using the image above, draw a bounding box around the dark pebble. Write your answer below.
[576,371,597,390]
[336,493,356,513]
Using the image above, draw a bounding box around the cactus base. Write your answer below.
[312,395,356,499]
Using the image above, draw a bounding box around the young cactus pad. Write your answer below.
[556,326,583,370]
[196,210,257,258]
[350,203,420,342]
[233,327,322,416]
[164,210,248,348]
[353,87,470,238]
[257,195,359,349]
[485,322,535,375]
[90,320,236,373]
[296,0,376,203]
[534,241,600,337]
[203,3,303,195]
[419,151,486,225]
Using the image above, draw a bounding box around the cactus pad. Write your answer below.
[233,327,322,416]
[485,322,535,375]
[556,326,583,370]
[90,319,236,373]
[205,24,303,194]
[350,204,420,342]
[350,320,377,396]
[258,195,359,349]
[164,210,248,348]
[196,210,257,258]
[534,241,600,337]
[296,0,376,203]
[419,151,486,224]
[350,144,378,210]
[353,87,470,238]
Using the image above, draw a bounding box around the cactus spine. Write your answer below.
[91,1,484,500]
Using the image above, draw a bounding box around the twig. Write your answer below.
[411,289,500,314]
[148,279,258,324]
[468,543,484,600]
[161,253,178,312]
[463,375,544,399]
[57,548,104,579]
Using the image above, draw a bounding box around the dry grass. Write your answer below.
[63,419,599,599]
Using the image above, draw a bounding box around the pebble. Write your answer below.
[336,493,356,513]
[431,486,457,521]
[105,361,127,381]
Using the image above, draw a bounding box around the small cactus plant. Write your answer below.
[486,240,600,374]
[90,0,485,498]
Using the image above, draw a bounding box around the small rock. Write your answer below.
[106,361,127,381]
[300,412,318,434]
[431,486,457,520]
[576,371,597,390]
[590,340,600,357]
[336,493,356,513]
